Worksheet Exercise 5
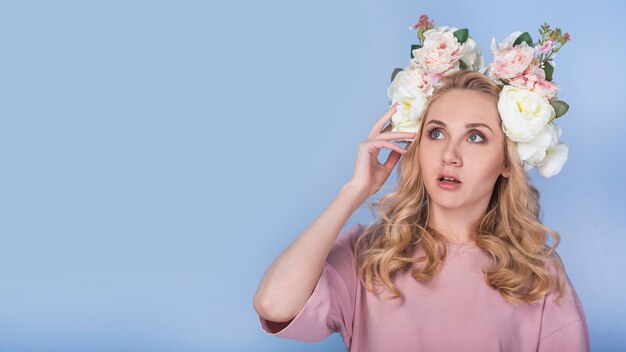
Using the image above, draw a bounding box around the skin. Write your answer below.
[417,89,510,244]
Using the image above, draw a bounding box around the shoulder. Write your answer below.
[542,247,575,298]
[538,248,590,350]
[542,246,568,277]
[539,247,588,331]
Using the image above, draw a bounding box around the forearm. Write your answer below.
[253,182,367,322]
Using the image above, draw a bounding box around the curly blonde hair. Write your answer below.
[353,70,569,307]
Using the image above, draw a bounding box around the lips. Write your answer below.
[437,173,462,183]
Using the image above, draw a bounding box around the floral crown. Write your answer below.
[387,14,571,178]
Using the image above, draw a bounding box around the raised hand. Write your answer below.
[347,103,417,200]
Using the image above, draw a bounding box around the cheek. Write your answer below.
[467,148,504,177]
[417,144,435,170]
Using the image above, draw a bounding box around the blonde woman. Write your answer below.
[253,70,590,351]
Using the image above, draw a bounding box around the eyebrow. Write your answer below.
[425,119,494,133]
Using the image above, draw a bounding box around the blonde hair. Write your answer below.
[353,70,569,307]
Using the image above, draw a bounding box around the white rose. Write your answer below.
[498,85,555,142]
[490,31,524,52]
[459,37,485,71]
[390,95,426,133]
[536,143,568,177]
[387,66,433,101]
[387,67,430,133]
[516,123,561,165]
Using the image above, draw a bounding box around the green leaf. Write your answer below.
[550,100,569,118]
[459,60,467,70]
[513,32,534,47]
[391,68,403,82]
[543,61,554,81]
[410,44,421,59]
[453,29,469,44]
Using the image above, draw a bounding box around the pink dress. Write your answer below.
[258,224,591,351]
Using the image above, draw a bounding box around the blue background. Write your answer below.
[1,0,624,351]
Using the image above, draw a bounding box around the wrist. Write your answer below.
[340,182,370,203]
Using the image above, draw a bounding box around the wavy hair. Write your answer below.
[353,70,569,307]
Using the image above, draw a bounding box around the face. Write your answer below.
[418,88,509,212]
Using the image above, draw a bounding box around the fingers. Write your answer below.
[383,150,402,173]
[368,139,408,156]
[368,103,418,143]
[374,131,417,142]
[368,103,398,139]
[361,130,415,168]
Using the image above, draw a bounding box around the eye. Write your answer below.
[468,131,486,143]
[428,128,444,140]
[428,128,486,143]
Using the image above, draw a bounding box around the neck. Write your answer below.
[426,198,489,244]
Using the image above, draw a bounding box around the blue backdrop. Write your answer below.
[1,0,624,351]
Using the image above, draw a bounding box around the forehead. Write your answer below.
[425,89,500,126]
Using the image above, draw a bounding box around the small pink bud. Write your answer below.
[539,39,553,53]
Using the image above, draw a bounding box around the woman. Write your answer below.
[252,69,590,351]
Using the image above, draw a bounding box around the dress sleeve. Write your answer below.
[257,223,362,343]
[537,251,591,352]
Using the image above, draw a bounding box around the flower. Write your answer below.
[459,37,485,71]
[490,31,524,51]
[390,95,427,133]
[532,75,560,100]
[497,85,555,142]
[489,41,536,79]
[536,143,568,177]
[516,123,561,165]
[389,18,571,177]
[388,21,484,135]
[409,14,434,32]
[386,66,431,133]
[487,26,570,177]
[539,39,554,53]
[412,26,469,76]
[518,138,569,177]
[508,65,561,100]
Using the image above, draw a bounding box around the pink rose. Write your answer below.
[508,66,560,100]
[534,79,560,100]
[412,26,465,75]
[489,42,535,79]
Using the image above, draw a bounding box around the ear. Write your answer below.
[501,165,510,178]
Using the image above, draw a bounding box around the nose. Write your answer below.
[441,142,462,166]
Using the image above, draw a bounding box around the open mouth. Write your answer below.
[438,176,461,183]
[437,176,462,190]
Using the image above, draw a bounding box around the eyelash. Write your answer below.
[427,127,487,144]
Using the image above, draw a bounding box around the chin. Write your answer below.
[426,188,462,206]
[430,196,467,210]
[426,184,472,208]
